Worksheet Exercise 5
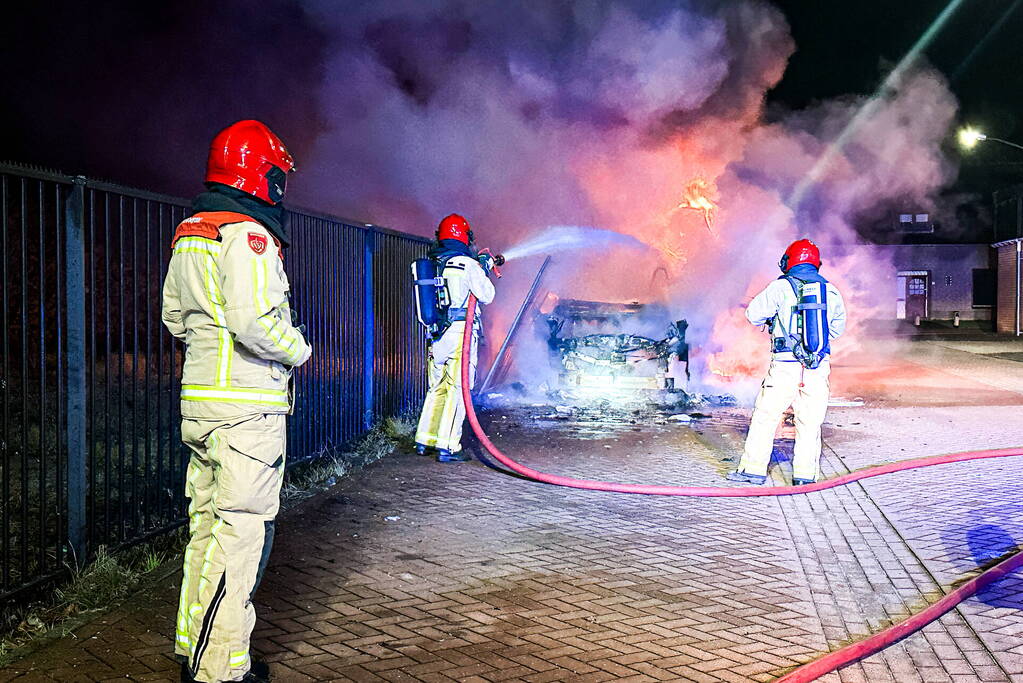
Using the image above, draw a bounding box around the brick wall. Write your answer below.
[996,242,1018,333]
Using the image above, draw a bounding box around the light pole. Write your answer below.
[958,127,1023,152]
[960,127,1023,335]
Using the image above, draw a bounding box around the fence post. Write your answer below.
[363,228,376,430]
[64,176,87,566]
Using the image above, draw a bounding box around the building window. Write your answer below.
[897,211,934,233]
[972,268,995,307]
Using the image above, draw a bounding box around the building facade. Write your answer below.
[994,239,1022,334]
[888,244,994,322]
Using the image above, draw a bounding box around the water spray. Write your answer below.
[501,225,649,262]
[458,292,1023,681]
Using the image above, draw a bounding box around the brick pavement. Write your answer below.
[821,404,1023,681]
[4,345,1023,682]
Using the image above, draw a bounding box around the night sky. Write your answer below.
[2,0,1020,199]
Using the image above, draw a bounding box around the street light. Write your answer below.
[957,127,1023,152]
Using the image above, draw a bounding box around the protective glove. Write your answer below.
[477,253,495,273]
[290,307,309,343]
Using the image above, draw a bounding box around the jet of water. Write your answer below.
[502,225,649,261]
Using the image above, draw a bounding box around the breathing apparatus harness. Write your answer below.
[411,239,503,340]
[770,266,831,369]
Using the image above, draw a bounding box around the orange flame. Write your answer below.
[678,177,717,233]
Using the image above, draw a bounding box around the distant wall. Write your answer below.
[995,240,1019,334]
[830,244,994,321]
[887,244,994,321]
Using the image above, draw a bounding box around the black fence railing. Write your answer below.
[0,163,430,604]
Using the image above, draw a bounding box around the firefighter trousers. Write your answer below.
[175,414,286,683]
[736,358,831,482]
[416,322,478,453]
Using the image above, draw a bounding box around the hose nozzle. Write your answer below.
[477,248,504,277]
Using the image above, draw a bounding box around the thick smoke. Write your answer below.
[296,0,959,399]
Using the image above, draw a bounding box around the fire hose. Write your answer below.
[457,294,1023,681]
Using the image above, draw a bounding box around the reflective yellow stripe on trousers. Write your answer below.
[176,459,205,650]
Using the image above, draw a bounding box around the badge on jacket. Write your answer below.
[247,232,268,255]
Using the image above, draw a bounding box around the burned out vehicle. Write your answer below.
[538,295,689,395]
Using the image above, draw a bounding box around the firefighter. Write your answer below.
[727,239,846,486]
[162,120,311,683]
[415,214,496,462]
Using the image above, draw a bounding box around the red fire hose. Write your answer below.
[775,547,1023,682]
[458,295,1023,680]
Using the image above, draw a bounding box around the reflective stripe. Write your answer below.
[203,255,233,386]
[196,433,224,600]
[258,317,301,361]
[252,257,270,312]
[197,518,225,594]
[174,247,219,257]
[191,574,227,675]
[176,460,206,647]
[230,651,249,668]
[174,237,221,257]
[181,385,288,406]
[175,236,232,386]
[251,256,301,361]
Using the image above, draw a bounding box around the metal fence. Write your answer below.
[0,163,430,604]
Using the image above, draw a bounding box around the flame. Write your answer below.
[679,177,717,233]
[702,306,770,388]
[659,177,719,234]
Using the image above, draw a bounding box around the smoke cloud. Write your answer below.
[293,0,959,398]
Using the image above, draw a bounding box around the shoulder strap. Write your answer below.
[782,275,803,298]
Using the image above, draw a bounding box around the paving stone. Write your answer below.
[4,352,1023,681]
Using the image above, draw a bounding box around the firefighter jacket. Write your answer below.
[745,277,846,362]
[443,255,496,331]
[162,211,312,419]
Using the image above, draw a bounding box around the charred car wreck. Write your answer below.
[539,296,689,396]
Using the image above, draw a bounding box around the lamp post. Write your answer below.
[958,127,1023,152]
[962,127,1023,335]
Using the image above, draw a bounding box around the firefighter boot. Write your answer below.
[725,470,766,485]
[437,448,471,463]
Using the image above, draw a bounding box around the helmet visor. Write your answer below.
[265,164,288,204]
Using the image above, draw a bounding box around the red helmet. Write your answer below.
[437,213,473,244]
[205,120,295,205]
[779,239,821,272]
